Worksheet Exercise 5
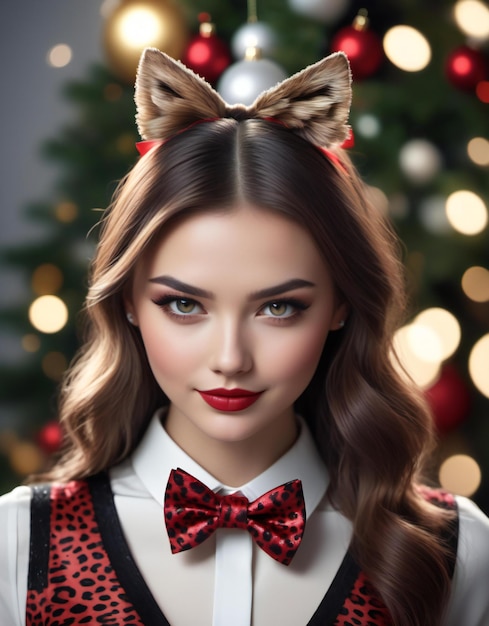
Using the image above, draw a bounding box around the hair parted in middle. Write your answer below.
[51,49,454,625]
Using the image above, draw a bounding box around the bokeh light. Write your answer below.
[414,308,461,362]
[419,195,452,235]
[356,114,381,138]
[29,295,69,334]
[9,441,45,475]
[55,201,78,223]
[462,266,489,302]
[454,0,489,40]
[468,334,489,398]
[47,44,72,68]
[439,454,482,496]
[445,190,488,235]
[383,26,431,71]
[115,6,162,48]
[392,325,441,388]
[32,264,63,296]
[365,186,389,215]
[476,81,489,103]
[22,334,41,353]
[467,137,489,166]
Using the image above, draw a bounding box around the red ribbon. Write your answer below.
[164,468,306,566]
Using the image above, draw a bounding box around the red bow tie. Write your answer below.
[164,468,306,566]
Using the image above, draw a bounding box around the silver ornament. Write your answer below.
[217,57,287,105]
[231,21,277,59]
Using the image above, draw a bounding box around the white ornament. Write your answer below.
[399,139,442,185]
[231,21,277,59]
[217,58,287,105]
[288,0,350,23]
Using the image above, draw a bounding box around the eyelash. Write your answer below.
[151,294,309,323]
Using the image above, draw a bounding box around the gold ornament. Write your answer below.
[103,0,189,84]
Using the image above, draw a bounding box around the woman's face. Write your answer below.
[127,205,347,465]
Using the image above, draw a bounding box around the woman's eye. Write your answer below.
[262,301,295,318]
[169,298,201,315]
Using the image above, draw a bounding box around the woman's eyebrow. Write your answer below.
[149,275,316,300]
[249,279,316,300]
[148,275,213,298]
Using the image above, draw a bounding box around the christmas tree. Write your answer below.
[0,0,488,510]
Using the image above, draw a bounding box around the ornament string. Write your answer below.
[248,0,258,23]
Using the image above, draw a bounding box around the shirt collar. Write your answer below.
[131,408,328,518]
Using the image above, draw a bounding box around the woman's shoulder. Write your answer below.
[0,484,32,518]
[455,495,489,571]
[0,485,32,626]
[0,484,33,556]
[445,496,489,625]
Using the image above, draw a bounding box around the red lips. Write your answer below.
[198,388,263,412]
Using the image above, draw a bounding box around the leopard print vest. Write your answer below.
[26,474,458,625]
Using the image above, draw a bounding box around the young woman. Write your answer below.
[1,49,488,626]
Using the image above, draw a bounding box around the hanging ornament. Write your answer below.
[330,10,383,80]
[399,139,442,185]
[231,0,276,59]
[425,365,471,434]
[445,45,486,91]
[217,47,287,106]
[232,1,277,59]
[182,13,231,84]
[232,21,277,60]
[103,0,189,84]
[37,420,64,455]
[288,0,350,23]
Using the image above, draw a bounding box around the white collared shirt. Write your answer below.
[1,411,489,625]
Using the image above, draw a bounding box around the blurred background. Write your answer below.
[0,0,488,512]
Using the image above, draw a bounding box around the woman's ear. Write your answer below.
[331,301,350,331]
[123,289,138,326]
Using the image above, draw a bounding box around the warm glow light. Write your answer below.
[9,441,45,475]
[406,323,443,363]
[383,26,431,71]
[32,264,63,296]
[47,44,72,68]
[439,454,482,497]
[392,325,441,388]
[55,201,78,223]
[414,308,461,361]
[469,334,489,397]
[462,266,489,302]
[454,0,489,40]
[29,295,68,334]
[116,7,162,48]
[445,190,488,235]
[22,334,41,353]
[467,137,489,166]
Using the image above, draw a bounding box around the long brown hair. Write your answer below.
[44,119,453,625]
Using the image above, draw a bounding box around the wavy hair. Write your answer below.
[42,119,453,625]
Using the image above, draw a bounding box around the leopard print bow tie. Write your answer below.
[164,467,306,566]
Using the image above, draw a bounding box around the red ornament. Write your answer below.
[445,45,486,91]
[425,365,471,435]
[182,13,231,84]
[331,10,383,80]
[37,420,63,454]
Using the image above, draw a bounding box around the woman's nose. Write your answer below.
[209,319,253,377]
